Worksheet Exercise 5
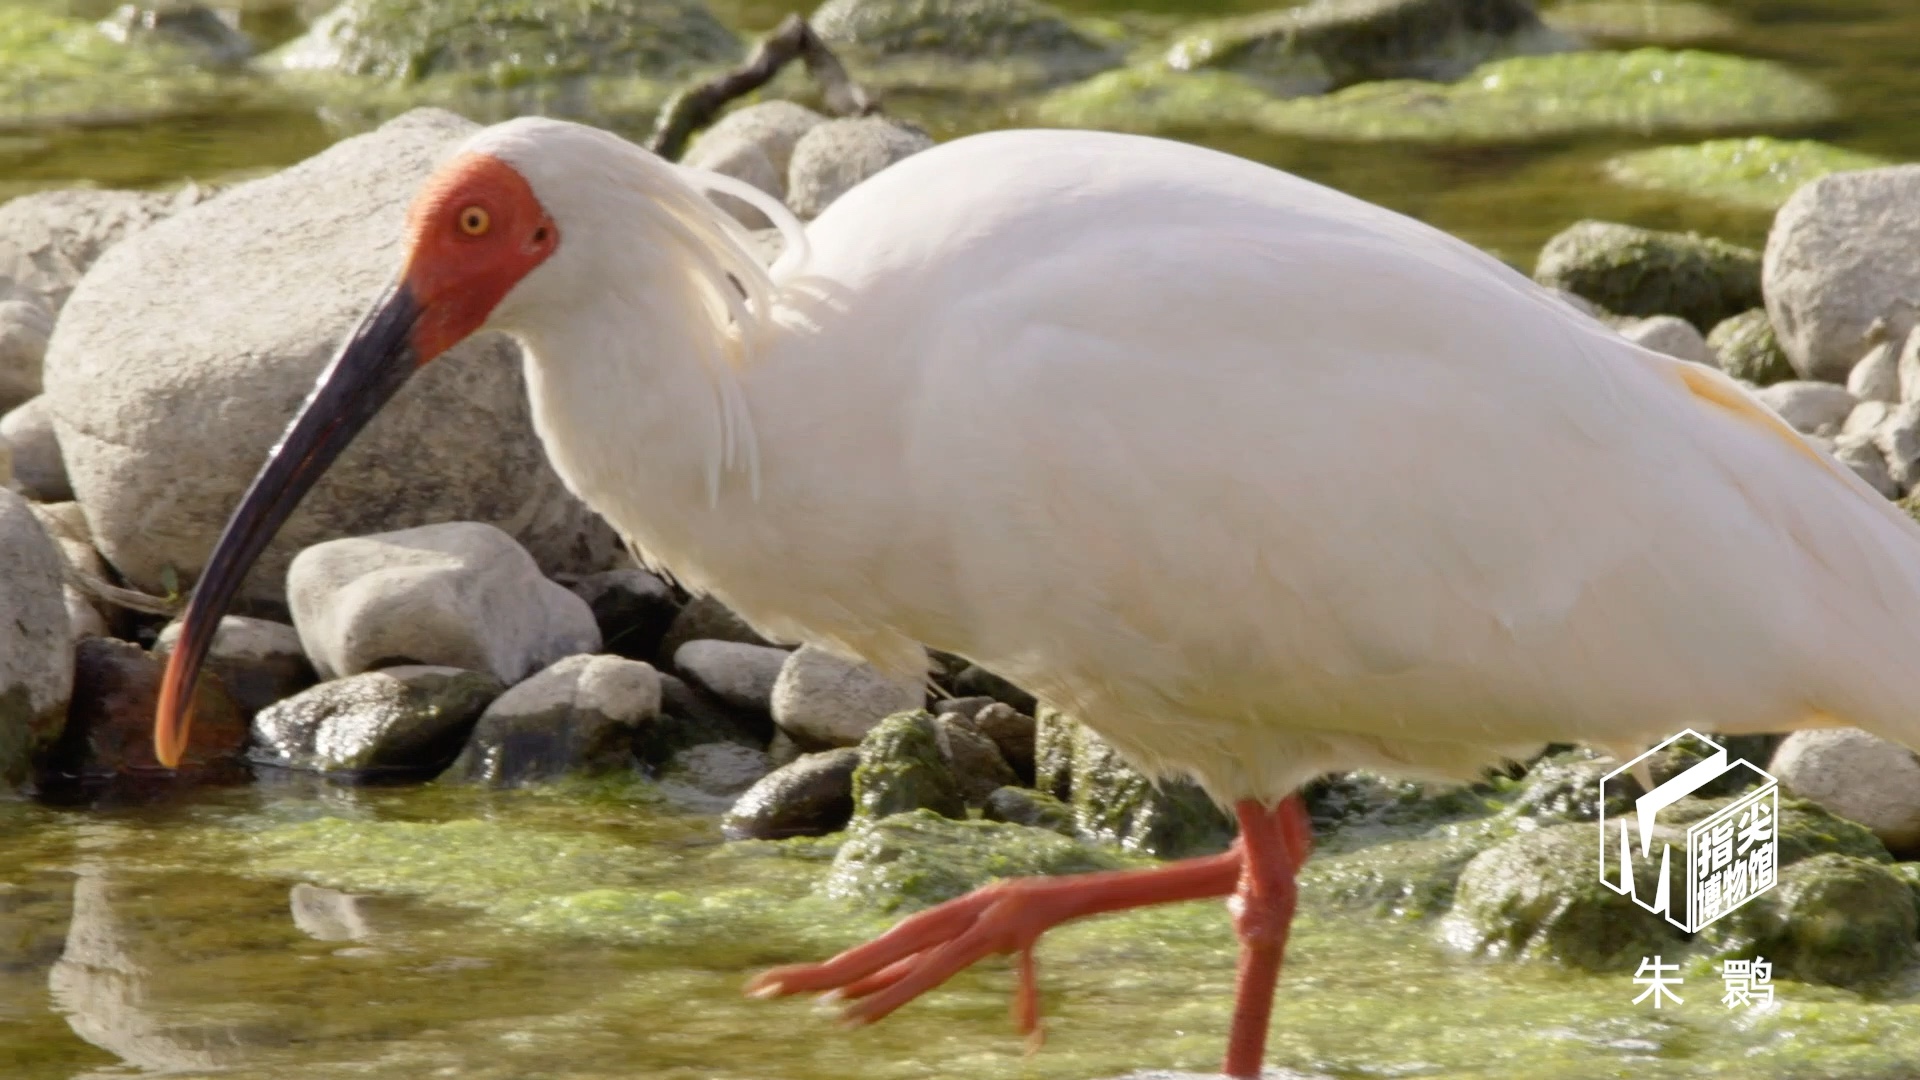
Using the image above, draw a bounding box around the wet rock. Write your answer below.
[41,109,621,604]
[270,0,740,129]
[0,397,70,500]
[658,741,773,810]
[1603,137,1888,213]
[949,663,1037,714]
[658,594,772,658]
[981,786,1072,834]
[1307,769,1499,830]
[1708,308,1795,386]
[722,747,860,839]
[1619,314,1715,367]
[0,489,74,787]
[1443,821,1685,970]
[1765,165,1920,384]
[98,3,256,67]
[1305,826,1502,918]
[673,639,788,714]
[1850,338,1901,404]
[934,712,1018,804]
[1533,220,1761,333]
[288,522,601,683]
[445,653,661,788]
[686,101,825,179]
[1069,720,1235,858]
[1701,854,1917,988]
[0,186,207,315]
[1771,729,1920,856]
[0,10,234,133]
[564,568,677,661]
[1753,381,1855,437]
[644,672,770,761]
[251,665,503,776]
[1043,48,1835,145]
[152,615,316,719]
[786,117,936,219]
[52,637,245,779]
[811,0,1119,92]
[1500,749,1629,823]
[852,711,965,821]
[1167,0,1569,93]
[771,643,926,747]
[962,701,1036,781]
[822,808,1132,913]
[0,297,53,412]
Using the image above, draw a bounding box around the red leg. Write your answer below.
[1222,796,1312,1080]
[747,845,1243,1032]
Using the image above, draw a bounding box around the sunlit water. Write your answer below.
[8,0,1920,1075]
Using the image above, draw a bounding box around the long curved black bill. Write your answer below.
[154,279,423,768]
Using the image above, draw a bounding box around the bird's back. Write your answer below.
[752,129,1920,801]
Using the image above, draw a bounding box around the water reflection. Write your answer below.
[48,861,245,1074]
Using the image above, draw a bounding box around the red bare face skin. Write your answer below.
[403,152,561,361]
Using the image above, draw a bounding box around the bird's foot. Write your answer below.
[745,847,1244,1039]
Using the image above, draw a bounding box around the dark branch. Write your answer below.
[647,13,881,162]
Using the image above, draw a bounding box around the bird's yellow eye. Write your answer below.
[458,206,490,236]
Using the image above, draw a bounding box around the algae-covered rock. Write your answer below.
[1069,721,1235,859]
[1604,137,1891,213]
[0,8,238,131]
[822,809,1134,913]
[1540,1,1737,47]
[1443,821,1686,970]
[1534,220,1761,332]
[1033,704,1075,800]
[1304,824,1506,918]
[1305,770,1503,831]
[1501,750,1626,823]
[982,786,1074,834]
[1038,47,1831,144]
[1166,0,1571,94]
[1708,308,1795,386]
[851,711,966,822]
[269,0,742,128]
[1700,854,1917,988]
[810,0,1121,92]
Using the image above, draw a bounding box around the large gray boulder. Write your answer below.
[287,522,602,683]
[1764,165,1920,383]
[41,108,621,604]
[0,488,73,789]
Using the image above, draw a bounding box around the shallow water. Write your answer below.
[6,782,1920,1078]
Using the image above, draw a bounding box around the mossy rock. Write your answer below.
[1533,219,1761,332]
[1303,821,1511,918]
[1033,705,1076,800]
[1504,741,1782,825]
[820,809,1137,913]
[1888,861,1920,925]
[811,0,1121,92]
[1540,1,1738,47]
[1305,770,1506,832]
[982,785,1075,834]
[267,0,741,128]
[0,8,241,131]
[851,711,966,822]
[1037,47,1833,145]
[1708,308,1795,386]
[1068,720,1235,859]
[1165,0,1572,94]
[1699,854,1917,988]
[1605,137,1892,212]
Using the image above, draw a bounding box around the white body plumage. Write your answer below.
[469,118,1920,805]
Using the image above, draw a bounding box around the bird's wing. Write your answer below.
[867,189,1920,757]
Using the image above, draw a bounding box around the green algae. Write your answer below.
[1709,307,1795,386]
[0,7,249,132]
[852,711,966,822]
[822,809,1139,912]
[1606,137,1895,212]
[1035,47,1835,145]
[1700,854,1918,988]
[1533,218,1761,331]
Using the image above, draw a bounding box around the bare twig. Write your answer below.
[648,13,881,162]
[63,561,181,617]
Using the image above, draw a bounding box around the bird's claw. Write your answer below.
[746,879,1060,1036]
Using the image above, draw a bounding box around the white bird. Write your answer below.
[153,116,1920,1079]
